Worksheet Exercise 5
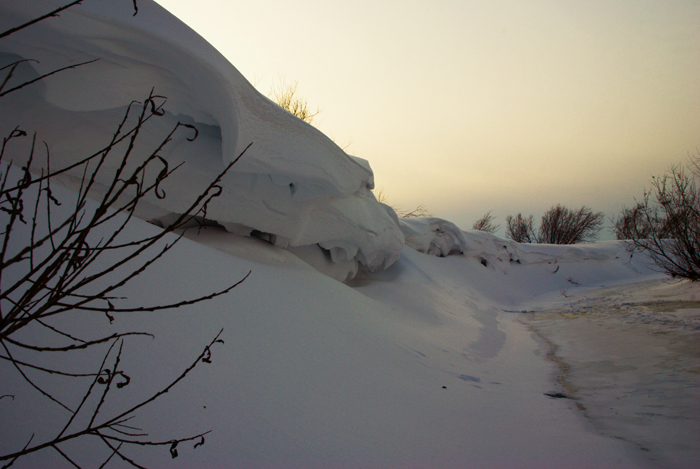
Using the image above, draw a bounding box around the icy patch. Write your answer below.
[521,279,700,467]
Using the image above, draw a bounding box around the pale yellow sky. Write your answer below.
[155,0,700,234]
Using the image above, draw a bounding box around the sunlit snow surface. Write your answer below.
[1,1,699,468]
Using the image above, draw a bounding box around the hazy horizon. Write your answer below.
[155,0,700,237]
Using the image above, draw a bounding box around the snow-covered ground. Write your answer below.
[1,1,698,468]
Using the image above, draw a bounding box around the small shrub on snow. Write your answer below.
[269,75,320,125]
[472,210,500,234]
[505,213,535,243]
[537,205,604,244]
[373,187,432,218]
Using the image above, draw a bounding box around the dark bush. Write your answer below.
[506,205,603,244]
[616,156,700,280]
[612,203,672,240]
[537,205,604,244]
[472,211,500,234]
[505,213,535,243]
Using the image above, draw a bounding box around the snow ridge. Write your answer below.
[0,0,403,280]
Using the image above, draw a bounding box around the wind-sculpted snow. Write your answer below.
[462,230,640,269]
[0,0,404,279]
[399,217,469,257]
[397,219,645,282]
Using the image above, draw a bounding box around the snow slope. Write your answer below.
[0,192,679,467]
[1,1,698,468]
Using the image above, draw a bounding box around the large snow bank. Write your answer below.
[0,0,404,280]
[395,217,646,281]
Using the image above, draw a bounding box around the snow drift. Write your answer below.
[2,2,699,468]
[0,0,404,281]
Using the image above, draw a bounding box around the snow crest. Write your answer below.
[0,0,404,279]
[399,217,468,257]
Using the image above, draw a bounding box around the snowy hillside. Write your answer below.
[1,1,698,468]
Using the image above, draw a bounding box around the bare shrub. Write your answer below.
[472,211,499,233]
[614,204,651,240]
[1,1,251,465]
[372,187,432,218]
[506,206,603,244]
[269,75,320,125]
[399,204,432,218]
[537,205,604,244]
[263,75,354,149]
[505,213,535,243]
[0,91,251,468]
[373,187,388,203]
[618,156,700,280]
[612,201,676,241]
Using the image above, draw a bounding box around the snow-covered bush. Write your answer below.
[617,155,700,280]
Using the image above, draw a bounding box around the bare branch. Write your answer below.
[0,331,223,463]
[0,59,99,98]
[1,7,247,461]
[0,339,72,412]
[0,1,85,40]
[3,332,153,352]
